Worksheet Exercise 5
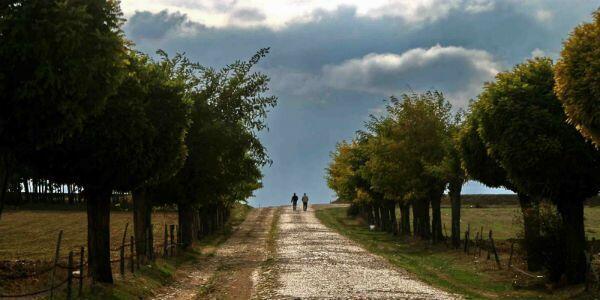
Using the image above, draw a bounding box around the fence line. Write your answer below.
[0,223,182,299]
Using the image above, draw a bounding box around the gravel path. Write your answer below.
[270,205,459,299]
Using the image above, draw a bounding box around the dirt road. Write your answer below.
[260,205,458,299]
[155,205,458,299]
[152,207,275,300]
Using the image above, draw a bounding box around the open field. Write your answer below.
[0,210,178,261]
[316,206,598,299]
[438,205,600,240]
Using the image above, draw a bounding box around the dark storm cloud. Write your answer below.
[124,10,202,40]
[122,2,599,204]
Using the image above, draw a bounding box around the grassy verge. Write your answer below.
[315,206,592,300]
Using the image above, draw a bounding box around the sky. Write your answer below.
[120,0,599,207]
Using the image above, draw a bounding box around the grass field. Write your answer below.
[316,206,598,299]
[0,210,179,260]
[438,206,600,240]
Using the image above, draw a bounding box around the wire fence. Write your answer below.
[0,223,183,299]
[444,223,600,290]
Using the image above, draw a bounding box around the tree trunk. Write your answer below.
[449,181,462,248]
[517,193,542,271]
[399,203,410,235]
[418,198,431,239]
[0,166,10,221]
[380,203,389,232]
[373,203,381,230]
[178,202,194,249]
[412,201,420,237]
[556,199,586,283]
[365,203,374,225]
[85,187,113,283]
[431,194,443,243]
[133,188,152,261]
[389,202,398,235]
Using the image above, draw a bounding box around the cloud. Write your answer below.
[124,10,200,40]
[230,8,266,23]
[121,0,566,29]
[322,45,500,105]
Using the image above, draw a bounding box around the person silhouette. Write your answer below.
[291,193,299,211]
[302,193,309,211]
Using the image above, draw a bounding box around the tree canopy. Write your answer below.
[555,9,600,147]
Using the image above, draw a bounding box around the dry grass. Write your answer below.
[0,210,178,261]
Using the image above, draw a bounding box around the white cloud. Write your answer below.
[120,0,503,29]
[535,9,553,22]
[322,45,500,107]
[531,48,546,58]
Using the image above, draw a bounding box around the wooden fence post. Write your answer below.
[147,224,154,261]
[133,237,141,270]
[49,230,63,299]
[585,250,591,291]
[67,251,73,300]
[129,236,134,273]
[79,246,84,297]
[489,230,501,269]
[474,231,480,257]
[508,240,515,268]
[146,227,151,262]
[170,225,175,256]
[119,245,125,277]
[163,224,168,258]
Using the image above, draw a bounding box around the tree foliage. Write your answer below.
[475,57,600,282]
[0,0,126,151]
[555,9,600,147]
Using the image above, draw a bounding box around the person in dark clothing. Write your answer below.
[302,193,309,211]
[291,193,299,211]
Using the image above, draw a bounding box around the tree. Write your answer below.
[31,52,177,283]
[458,108,542,271]
[442,117,467,248]
[555,9,600,147]
[128,52,192,262]
[476,57,600,282]
[327,138,380,227]
[0,0,126,219]
[154,49,276,248]
[363,117,408,235]
[391,92,450,241]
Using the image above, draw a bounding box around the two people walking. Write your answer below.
[291,193,309,211]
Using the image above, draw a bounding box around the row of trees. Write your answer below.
[0,0,276,284]
[327,9,600,283]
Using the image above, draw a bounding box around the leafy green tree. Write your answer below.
[31,52,179,283]
[555,9,600,147]
[458,107,542,271]
[383,92,450,241]
[363,117,408,235]
[128,52,192,261]
[327,137,382,226]
[0,0,126,219]
[442,117,467,248]
[154,49,276,248]
[476,57,600,282]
